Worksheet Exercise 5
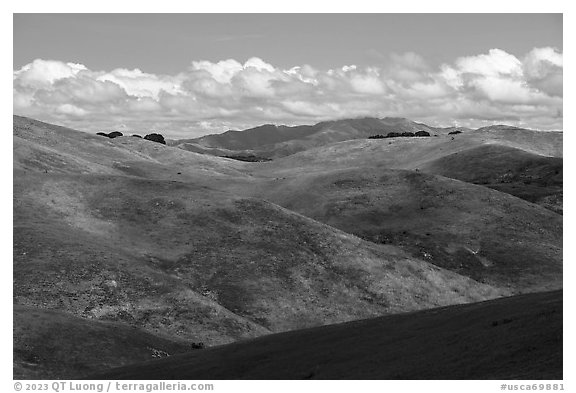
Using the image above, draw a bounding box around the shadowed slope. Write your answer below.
[183,123,319,151]
[421,144,563,213]
[92,290,562,380]
[13,307,193,380]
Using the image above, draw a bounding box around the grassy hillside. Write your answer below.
[253,128,562,213]
[92,290,562,380]
[14,115,250,180]
[13,115,562,379]
[14,306,193,379]
[15,170,504,344]
[421,144,563,213]
[475,125,563,157]
[246,168,562,293]
[259,128,561,175]
[15,128,508,379]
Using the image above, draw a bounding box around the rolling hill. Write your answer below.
[251,125,562,213]
[421,144,563,213]
[255,125,561,173]
[14,115,250,181]
[14,306,193,380]
[14,170,504,340]
[243,167,562,293]
[13,115,562,379]
[92,290,562,380]
[14,115,518,379]
[474,125,563,157]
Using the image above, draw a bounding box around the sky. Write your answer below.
[13,14,563,138]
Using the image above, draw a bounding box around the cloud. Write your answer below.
[14,59,87,88]
[56,104,88,117]
[13,49,563,138]
[523,47,562,79]
[244,57,276,73]
[349,73,385,95]
[433,48,562,113]
[522,47,563,96]
[232,68,277,97]
[190,59,244,84]
[97,68,182,99]
[469,76,551,105]
[455,48,523,77]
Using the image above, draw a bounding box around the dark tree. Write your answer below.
[144,133,166,144]
[107,131,124,138]
[448,130,463,135]
[190,342,205,350]
[415,131,431,137]
[96,131,123,138]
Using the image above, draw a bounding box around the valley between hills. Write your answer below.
[13,115,562,379]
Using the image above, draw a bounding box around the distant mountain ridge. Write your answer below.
[174,117,560,159]
[175,117,434,157]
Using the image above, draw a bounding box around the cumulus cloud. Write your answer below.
[13,48,563,138]
[14,59,87,88]
[56,104,88,117]
[350,73,385,95]
[97,68,182,99]
[455,48,523,77]
[522,47,563,96]
[190,59,244,84]
[435,47,562,109]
